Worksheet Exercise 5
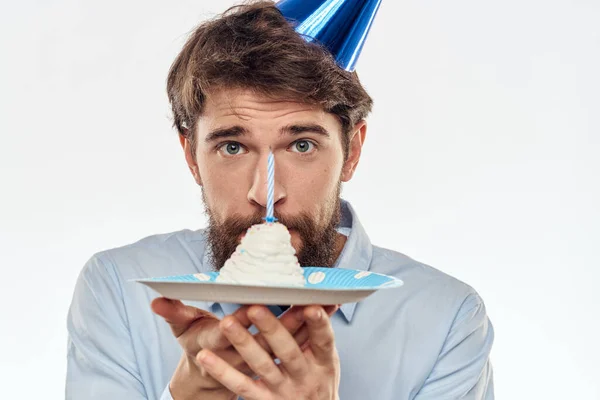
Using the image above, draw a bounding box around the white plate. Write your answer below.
[136,267,404,305]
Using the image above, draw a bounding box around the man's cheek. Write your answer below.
[208,190,245,215]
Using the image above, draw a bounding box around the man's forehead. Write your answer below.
[203,88,325,119]
[194,88,345,142]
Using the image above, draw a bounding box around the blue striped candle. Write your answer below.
[266,150,275,223]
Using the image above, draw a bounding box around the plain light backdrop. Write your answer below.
[1,0,598,398]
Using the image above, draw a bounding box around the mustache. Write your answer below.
[219,211,315,237]
[206,196,341,270]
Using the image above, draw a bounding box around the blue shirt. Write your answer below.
[66,201,494,399]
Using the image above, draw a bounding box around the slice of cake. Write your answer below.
[216,222,306,286]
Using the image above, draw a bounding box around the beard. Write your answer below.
[203,185,342,271]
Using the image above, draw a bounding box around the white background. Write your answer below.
[1,0,598,398]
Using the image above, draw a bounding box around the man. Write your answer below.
[66,1,494,399]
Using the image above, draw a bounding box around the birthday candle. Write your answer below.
[266,149,275,223]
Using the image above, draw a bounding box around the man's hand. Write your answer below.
[197,305,341,400]
[151,298,339,400]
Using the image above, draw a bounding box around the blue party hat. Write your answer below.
[276,0,382,72]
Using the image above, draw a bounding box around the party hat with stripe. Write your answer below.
[276,0,383,72]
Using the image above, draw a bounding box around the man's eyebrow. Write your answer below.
[280,124,330,137]
[204,126,248,143]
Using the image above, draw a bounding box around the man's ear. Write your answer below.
[179,132,202,186]
[341,120,367,182]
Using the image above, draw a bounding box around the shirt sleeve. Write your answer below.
[65,254,171,399]
[415,293,495,400]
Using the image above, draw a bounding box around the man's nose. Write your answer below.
[247,153,286,210]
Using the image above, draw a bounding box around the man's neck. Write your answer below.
[333,232,348,265]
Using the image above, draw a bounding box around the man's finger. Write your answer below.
[218,306,307,378]
[220,315,285,387]
[251,304,338,353]
[151,297,215,337]
[151,297,231,351]
[247,306,308,379]
[252,306,305,354]
[197,349,266,400]
[290,304,340,349]
[305,305,338,365]
[225,306,300,356]
[219,305,325,377]
[231,305,253,328]
[214,348,255,376]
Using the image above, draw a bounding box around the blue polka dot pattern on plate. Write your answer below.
[301,267,401,289]
[145,272,218,283]
[308,271,326,284]
[140,267,403,290]
[193,273,211,281]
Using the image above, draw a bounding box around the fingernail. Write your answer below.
[197,350,214,366]
[309,308,322,321]
[221,318,236,331]
[250,306,267,320]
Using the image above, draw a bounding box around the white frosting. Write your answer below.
[216,222,306,286]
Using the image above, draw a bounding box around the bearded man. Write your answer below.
[66,2,494,399]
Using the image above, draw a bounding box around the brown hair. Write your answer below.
[166,1,373,158]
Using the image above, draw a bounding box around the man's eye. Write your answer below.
[219,142,247,155]
[290,140,315,154]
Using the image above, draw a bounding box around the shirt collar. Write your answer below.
[333,200,373,322]
[199,200,373,323]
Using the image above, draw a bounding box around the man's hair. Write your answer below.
[166,1,373,158]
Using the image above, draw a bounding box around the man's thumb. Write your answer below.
[151,297,216,337]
